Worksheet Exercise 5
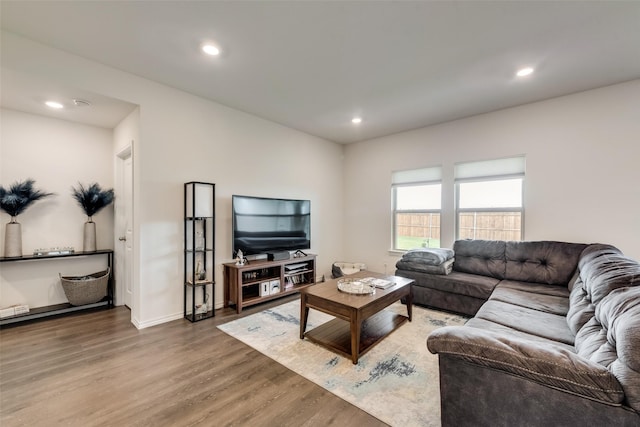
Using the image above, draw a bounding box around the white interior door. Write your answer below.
[115,147,134,309]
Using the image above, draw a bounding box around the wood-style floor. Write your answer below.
[0,296,388,427]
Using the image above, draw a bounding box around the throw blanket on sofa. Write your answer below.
[402,248,454,265]
[396,257,455,275]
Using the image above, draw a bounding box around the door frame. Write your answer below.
[114,144,134,309]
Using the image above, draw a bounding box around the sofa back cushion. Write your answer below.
[574,286,640,411]
[505,241,587,285]
[453,239,506,279]
[578,245,640,304]
[567,245,638,334]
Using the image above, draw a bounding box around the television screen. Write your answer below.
[232,195,311,256]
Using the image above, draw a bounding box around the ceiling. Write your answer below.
[1,1,639,142]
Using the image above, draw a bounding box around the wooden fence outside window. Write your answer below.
[396,211,521,248]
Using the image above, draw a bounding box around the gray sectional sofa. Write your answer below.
[395,239,640,426]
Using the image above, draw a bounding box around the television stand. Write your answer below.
[223,254,316,313]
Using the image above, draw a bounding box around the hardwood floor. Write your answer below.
[0,296,388,426]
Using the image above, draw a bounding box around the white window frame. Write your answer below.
[454,156,526,241]
[391,166,442,251]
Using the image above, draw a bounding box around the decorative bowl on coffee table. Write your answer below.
[337,277,375,295]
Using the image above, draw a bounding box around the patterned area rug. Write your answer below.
[218,300,466,426]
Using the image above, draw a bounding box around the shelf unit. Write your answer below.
[223,254,316,313]
[0,250,114,326]
[184,182,215,322]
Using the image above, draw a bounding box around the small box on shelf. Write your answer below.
[260,281,270,296]
[270,279,281,295]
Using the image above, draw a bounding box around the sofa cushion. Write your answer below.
[505,241,586,285]
[567,275,595,335]
[574,286,640,411]
[497,279,571,298]
[475,300,575,345]
[453,239,506,279]
[427,326,625,405]
[579,250,640,306]
[408,270,499,300]
[491,281,569,316]
[567,245,639,334]
[465,317,575,351]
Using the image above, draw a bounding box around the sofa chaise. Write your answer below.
[395,239,640,426]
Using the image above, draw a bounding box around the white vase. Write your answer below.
[83,220,97,252]
[4,220,22,257]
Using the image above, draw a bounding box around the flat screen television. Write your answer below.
[232,195,311,256]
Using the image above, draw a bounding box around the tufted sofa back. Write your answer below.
[452,239,586,285]
[504,241,587,285]
[569,245,640,411]
[453,239,506,279]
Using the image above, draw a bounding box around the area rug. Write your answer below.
[218,300,466,426]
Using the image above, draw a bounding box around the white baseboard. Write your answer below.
[134,312,184,329]
[130,301,225,329]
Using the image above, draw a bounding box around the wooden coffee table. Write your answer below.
[299,271,414,364]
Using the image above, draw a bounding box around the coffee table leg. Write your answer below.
[350,309,361,364]
[406,286,413,321]
[300,294,309,339]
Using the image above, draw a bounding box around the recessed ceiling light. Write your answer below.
[202,44,220,56]
[45,101,64,109]
[351,117,362,124]
[516,67,534,77]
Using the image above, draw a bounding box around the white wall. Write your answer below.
[343,80,640,273]
[136,94,344,326]
[2,32,344,327]
[0,109,114,307]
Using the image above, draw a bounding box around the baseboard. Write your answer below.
[132,302,225,329]
[134,312,184,329]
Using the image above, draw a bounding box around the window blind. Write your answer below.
[392,165,442,185]
[455,156,525,181]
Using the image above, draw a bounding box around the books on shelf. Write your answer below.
[360,277,395,289]
[285,274,307,287]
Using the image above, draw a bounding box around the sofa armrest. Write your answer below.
[427,326,624,404]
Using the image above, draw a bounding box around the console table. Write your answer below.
[0,250,114,326]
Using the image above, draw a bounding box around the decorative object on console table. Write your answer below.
[71,183,114,252]
[0,179,54,258]
[184,182,215,322]
[34,247,75,256]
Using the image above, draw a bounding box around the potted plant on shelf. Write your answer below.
[71,183,114,252]
[0,179,53,257]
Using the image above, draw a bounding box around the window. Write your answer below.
[392,166,442,250]
[455,156,525,241]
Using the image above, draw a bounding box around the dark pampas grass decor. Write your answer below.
[0,179,53,221]
[0,179,53,257]
[71,183,114,252]
[71,183,114,221]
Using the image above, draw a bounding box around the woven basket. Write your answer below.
[60,268,110,306]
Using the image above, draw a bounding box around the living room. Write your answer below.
[2,2,638,329]
[1,2,639,424]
